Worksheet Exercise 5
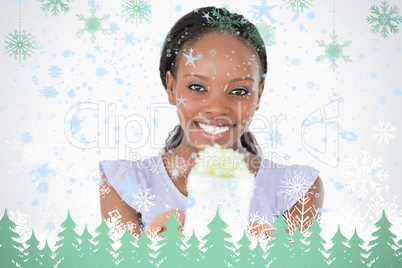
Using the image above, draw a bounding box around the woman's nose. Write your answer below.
[201,94,230,117]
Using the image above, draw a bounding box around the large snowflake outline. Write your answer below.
[38,0,73,17]
[76,5,110,44]
[255,19,276,47]
[121,0,152,25]
[4,28,36,63]
[132,188,155,213]
[316,30,352,71]
[366,1,402,38]
[282,0,313,15]
[340,149,389,200]
[280,169,314,202]
[372,120,396,144]
[208,7,242,36]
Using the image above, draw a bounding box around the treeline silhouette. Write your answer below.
[0,208,401,267]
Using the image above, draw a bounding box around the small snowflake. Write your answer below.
[306,81,315,89]
[340,149,389,200]
[76,5,110,44]
[366,1,402,38]
[316,30,352,71]
[372,121,396,144]
[182,48,200,68]
[340,130,358,142]
[4,29,36,63]
[38,0,73,16]
[132,188,155,213]
[282,0,313,14]
[208,48,217,57]
[208,7,242,35]
[121,0,152,25]
[39,86,59,99]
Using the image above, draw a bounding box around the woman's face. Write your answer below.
[166,33,265,151]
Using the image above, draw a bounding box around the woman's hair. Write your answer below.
[159,6,266,157]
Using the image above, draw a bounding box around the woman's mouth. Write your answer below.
[194,121,235,140]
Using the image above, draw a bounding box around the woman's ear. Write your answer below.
[166,71,176,106]
[255,81,265,111]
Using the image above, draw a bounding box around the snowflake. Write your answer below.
[221,2,240,14]
[282,0,313,14]
[48,66,63,78]
[76,5,110,44]
[4,29,36,63]
[255,19,276,47]
[39,86,59,99]
[340,149,389,200]
[121,0,152,25]
[208,48,217,57]
[340,130,358,142]
[132,188,155,213]
[306,81,315,89]
[372,121,396,144]
[316,30,352,71]
[182,48,200,68]
[280,169,313,202]
[208,7,242,36]
[38,0,73,16]
[99,184,110,197]
[249,0,277,24]
[247,212,275,249]
[366,1,402,38]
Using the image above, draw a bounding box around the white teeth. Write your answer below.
[198,123,230,135]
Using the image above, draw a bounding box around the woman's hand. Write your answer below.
[147,210,186,237]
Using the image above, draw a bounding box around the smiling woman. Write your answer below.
[99,6,323,241]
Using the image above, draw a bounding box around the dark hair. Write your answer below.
[159,6,266,157]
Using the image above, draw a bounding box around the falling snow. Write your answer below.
[39,86,59,99]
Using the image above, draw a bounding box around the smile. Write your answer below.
[194,121,235,136]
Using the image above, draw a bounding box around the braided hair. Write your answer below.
[159,6,267,157]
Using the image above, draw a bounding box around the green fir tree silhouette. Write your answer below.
[348,227,368,268]
[289,224,308,267]
[266,213,291,268]
[367,209,399,268]
[185,230,204,267]
[201,209,235,267]
[396,238,402,263]
[77,223,96,267]
[327,225,350,266]
[23,229,41,268]
[0,209,24,267]
[156,210,187,268]
[39,239,55,267]
[303,215,328,267]
[92,216,116,267]
[234,230,253,267]
[251,239,267,267]
[115,224,138,267]
[53,210,80,268]
[135,227,156,267]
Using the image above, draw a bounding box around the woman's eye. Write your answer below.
[188,84,206,92]
[230,88,249,96]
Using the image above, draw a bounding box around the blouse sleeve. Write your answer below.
[281,164,320,214]
[99,160,143,210]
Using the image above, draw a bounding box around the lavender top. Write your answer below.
[99,155,319,226]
